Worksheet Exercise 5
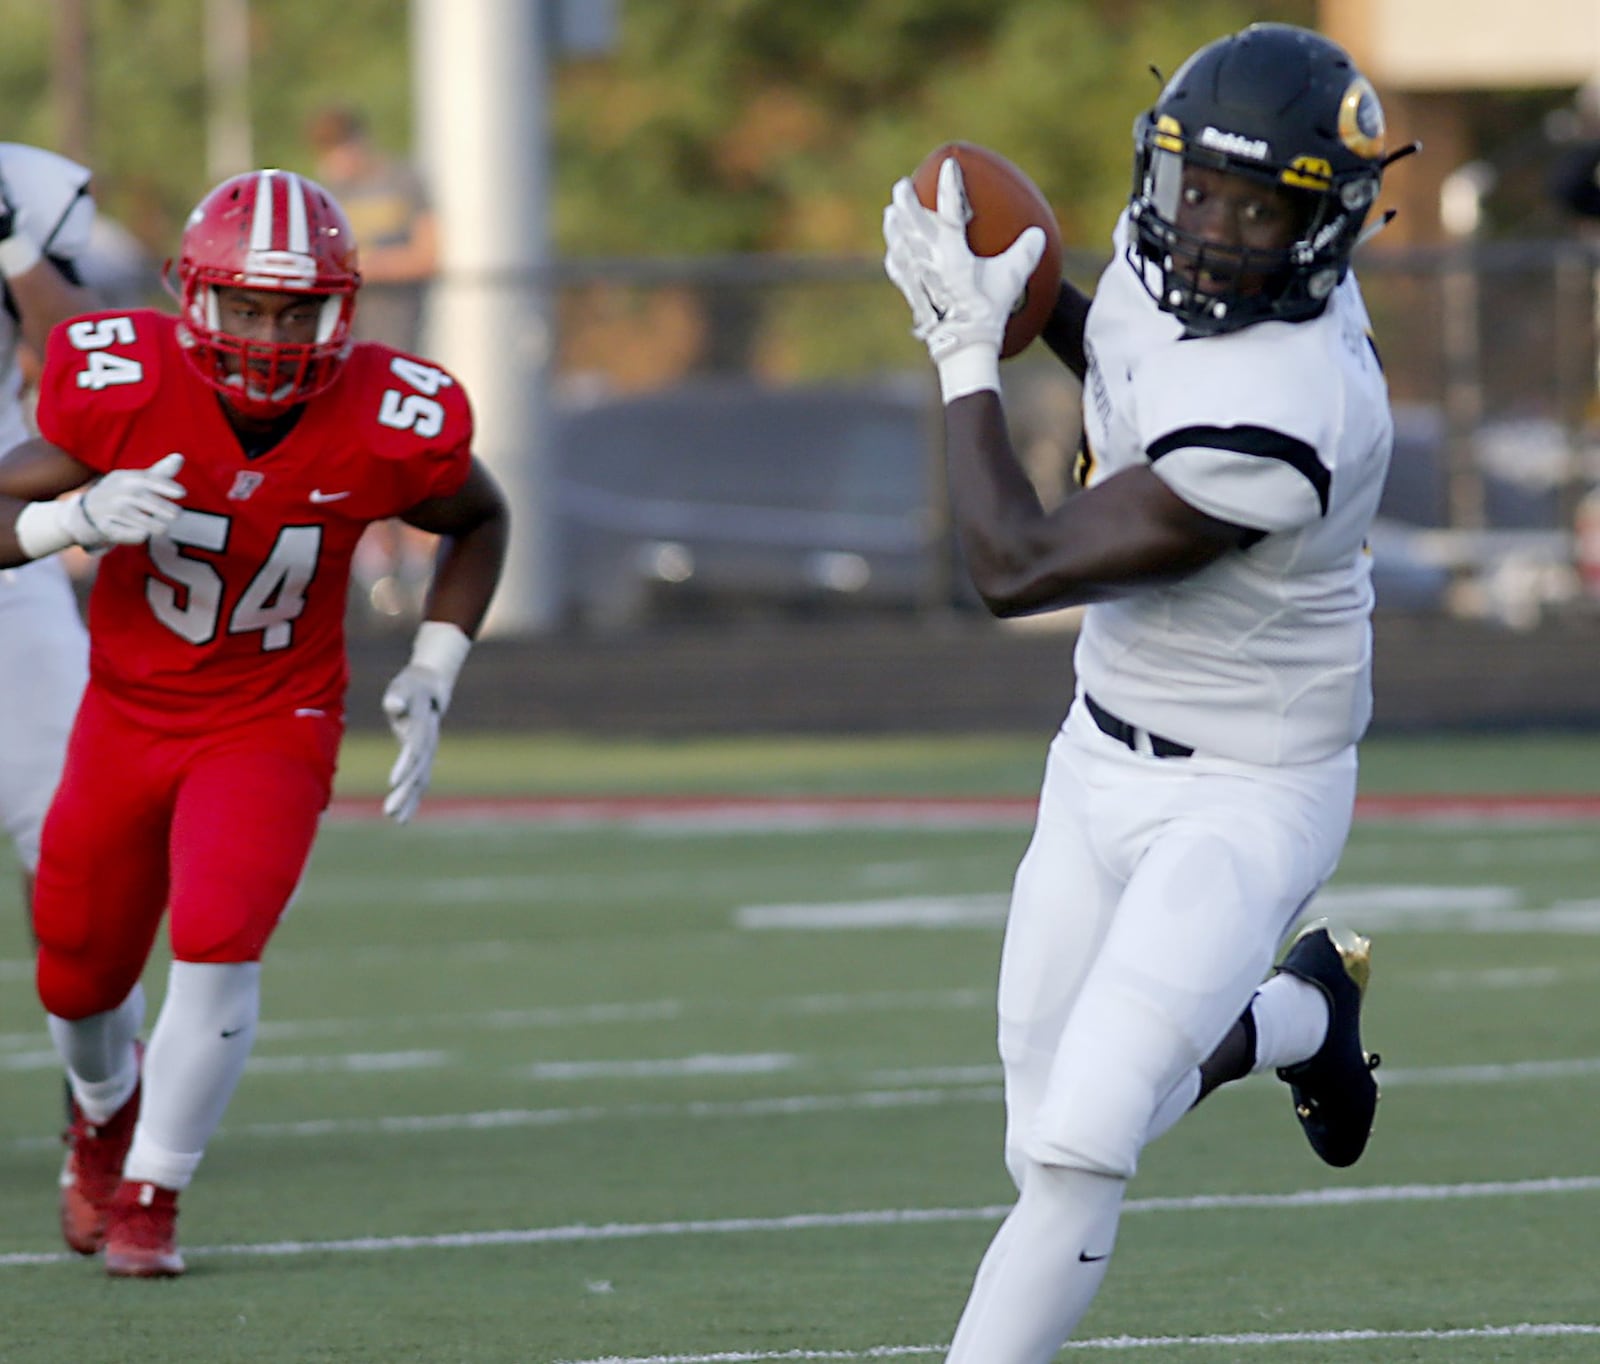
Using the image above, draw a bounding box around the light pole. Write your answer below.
[204,0,254,181]
[412,0,557,635]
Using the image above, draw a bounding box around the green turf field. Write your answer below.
[328,728,1600,799]
[3,732,1600,1361]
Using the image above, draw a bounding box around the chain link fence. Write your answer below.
[349,240,1600,636]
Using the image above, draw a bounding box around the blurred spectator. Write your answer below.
[304,103,437,350]
[305,104,441,625]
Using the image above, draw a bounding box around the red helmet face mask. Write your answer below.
[173,170,362,418]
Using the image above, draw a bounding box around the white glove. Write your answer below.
[78,452,188,545]
[883,158,1045,400]
[14,452,187,559]
[382,620,472,824]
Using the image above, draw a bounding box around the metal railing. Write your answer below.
[344,240,1600,634]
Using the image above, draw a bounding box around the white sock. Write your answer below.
[1249,972,1329,1073]
[945,1162,1126,1362]
[50,984,146,1123]
[124,960,260,1192]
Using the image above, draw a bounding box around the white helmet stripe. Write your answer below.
[249,171,313,254]
[250,172,275,252]
[284,173,310,253]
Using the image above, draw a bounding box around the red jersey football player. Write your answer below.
[0,169,509,1277]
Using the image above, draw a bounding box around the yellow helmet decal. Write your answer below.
[1281,156,1333,190]
[1338,77,1386,160]
[1154,114,1184,153]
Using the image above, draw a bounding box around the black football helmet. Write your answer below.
[1127,24,1393,335]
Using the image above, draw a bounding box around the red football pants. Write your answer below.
[34,685,341,1020]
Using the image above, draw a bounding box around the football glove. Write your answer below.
[883,157,1044,399]
[382,620,472,824]
[14,452,187,559]
[77,452,188,545]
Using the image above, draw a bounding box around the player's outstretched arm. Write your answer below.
[942,400,1247,617]
[0,442,187,568]
[381,457,510,823]
[399,458,510,638]
[6,258,100,358]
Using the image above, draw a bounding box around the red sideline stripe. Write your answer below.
[329,794,1038,822]
[327,793,1600,824]
[1355,793,1600,820]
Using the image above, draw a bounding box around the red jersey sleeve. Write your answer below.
[333,345,475,518]
[37,309,172,472]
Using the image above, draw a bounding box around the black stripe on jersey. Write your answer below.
[1146,424,1330,516]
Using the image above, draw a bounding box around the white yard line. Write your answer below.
[523,1053,798,1080]
[3,1086,1007,1153]
[0,988,987,1053]
[4,1173,1599,1271]
[2,1042,1597,1160]
[555,1321,1600,1362]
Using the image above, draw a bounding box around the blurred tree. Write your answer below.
[552,0,1316,257]
[551,0,1315,379]
[0,0,418,265]
[0,0,1313,374]
[0,0,1314,262]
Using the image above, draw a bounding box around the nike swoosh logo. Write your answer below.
[1078,1250,1109,1263]
[920,283,947,322]
[220,1027,245,1039]
[309,489,352,503]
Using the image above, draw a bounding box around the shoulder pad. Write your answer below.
[338,343,474,460]
[0,143,94,256]
[40,309,168,441]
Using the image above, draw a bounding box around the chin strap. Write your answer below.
[1380,140,1423,171]
[1354,208,1398,251]
[1352,143,1423,252]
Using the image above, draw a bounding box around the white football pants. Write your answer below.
[997,694,1357,1182]
[0,558,87,872]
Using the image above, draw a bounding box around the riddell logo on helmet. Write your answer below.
[1199,127,1269,161]
[242,249,318,285]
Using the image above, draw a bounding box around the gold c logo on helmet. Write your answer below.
[1338,77,1386,160]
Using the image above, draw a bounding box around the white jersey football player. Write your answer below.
[883,23,1413,1359]
[0,145,99,921]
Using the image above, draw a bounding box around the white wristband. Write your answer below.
[15,498,79,559]
[936,346,1002,404]
[0,228,43,279]
[409,619,473,705]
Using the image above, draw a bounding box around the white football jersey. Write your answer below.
[0,142,94,448]
[0,144,94,870]
[1072,212,1393,765]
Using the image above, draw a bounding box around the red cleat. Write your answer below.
[59,1064,142,1256]
[103,1181,185,1278]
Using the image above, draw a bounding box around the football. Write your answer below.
[911,141,1063,358]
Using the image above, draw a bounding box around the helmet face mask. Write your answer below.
[173,170,362,418]
[1126,23,1387,336]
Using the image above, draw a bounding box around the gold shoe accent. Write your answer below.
[1321,920,1372,996]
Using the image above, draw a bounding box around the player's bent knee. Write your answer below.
[1022,1127,1140,1179]
[36,949,140,1021]
[169,915,277,965]
[1027,994,1198,1178]
[1023,1050,1153,1176]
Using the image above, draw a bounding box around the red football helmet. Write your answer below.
[173,169,362,417]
